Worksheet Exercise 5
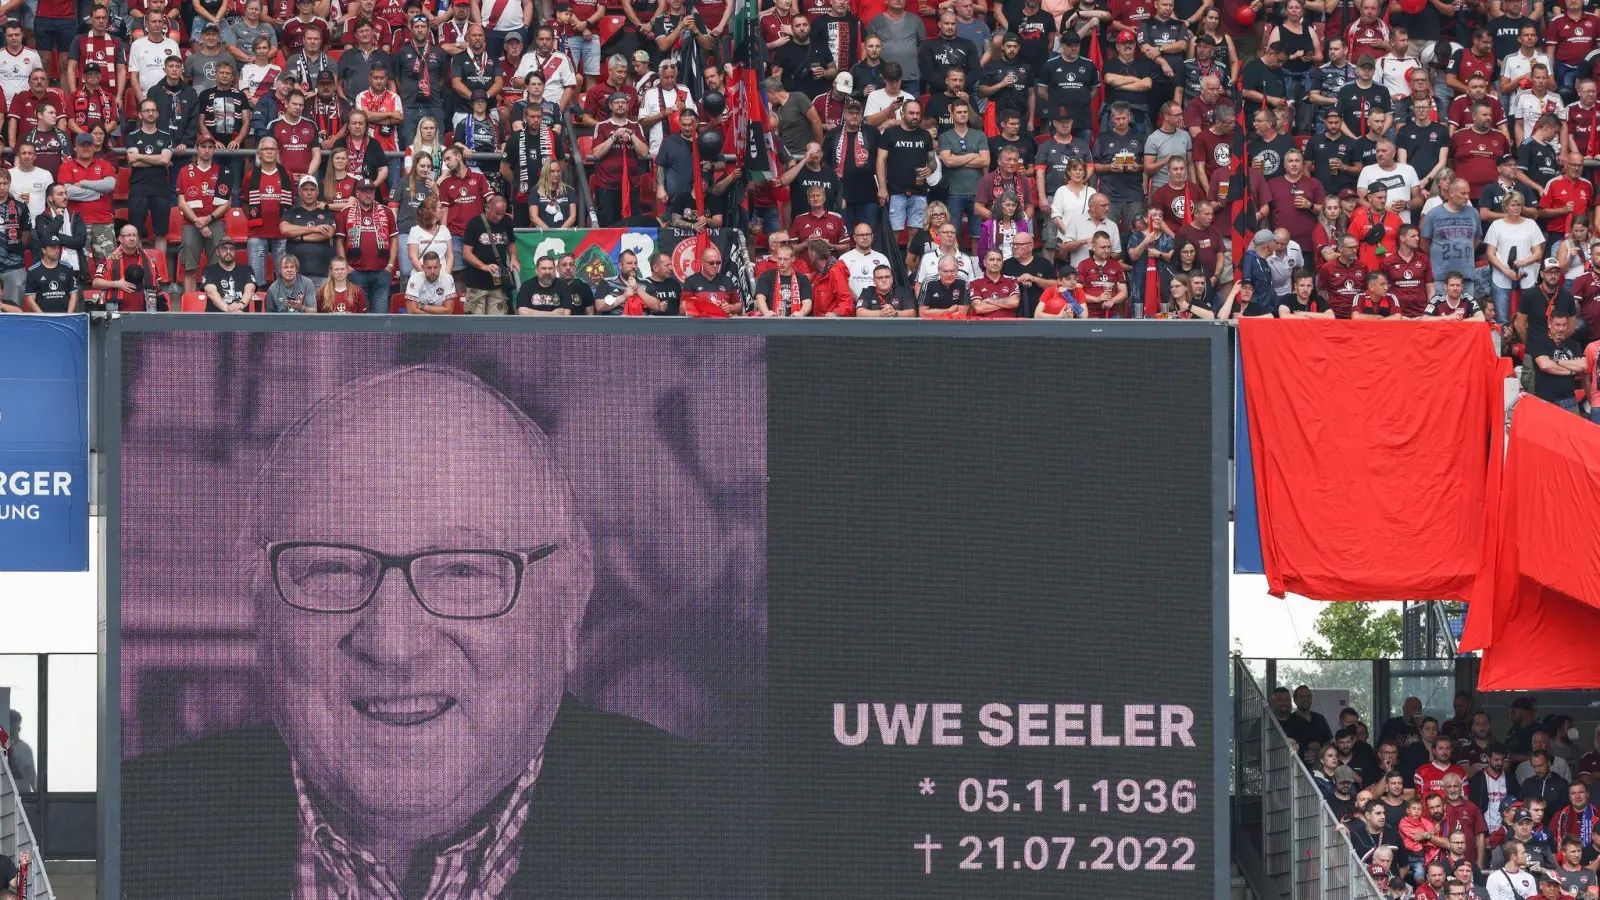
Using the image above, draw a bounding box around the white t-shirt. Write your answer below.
[637,84,697,156]
[403,270,457,307]
[129,37,181,98]
[1484,216,1546,288]
[863,88,915,125]
[10,165,52,221]
[479,0,526,31]
[1509,89,1566,139]
[1356,162,1421,224]
[915,248,977,285]
[1051,183,1092,231]
[514,52,577,105]
[1377,53,1420,99]
[0,48,41,108]
[1499,51,1551,90]
[407,225,453,268]
[1064,215,1121,267]
[839,248,890,296]
[1485,868,1536,900]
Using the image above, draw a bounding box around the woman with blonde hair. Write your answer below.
[529,162,577,228]
[906,202,951,275]
[318,258,368,313]
[396,153,438,279]
[404,117,446,176]
[322,146,356,212]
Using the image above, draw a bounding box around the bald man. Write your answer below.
[123,366,747,900]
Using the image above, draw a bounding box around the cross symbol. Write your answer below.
[913,834,943,874]
[919,778,936,795]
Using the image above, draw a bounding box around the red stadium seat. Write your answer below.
[113,167,129,202]
[179,291,208,312]
[596,15,626,43]
[578,135,595,162]
[166,207,185,243]
[223,208,249,242]
[390,291,407,313]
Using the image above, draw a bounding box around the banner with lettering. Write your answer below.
[515,228,755,308]
[0,315,89,571]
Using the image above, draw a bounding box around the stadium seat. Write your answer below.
[166,208,185,244]
[224,208,249,242]
[389,291,407,313]
[179,291,208,312]
[113,167,129,202]
[578,135,595,163]
[596,15,625,43]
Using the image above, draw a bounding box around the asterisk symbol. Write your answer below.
[919,778,935,795]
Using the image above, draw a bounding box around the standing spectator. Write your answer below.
[336,178,398,313]
[518,26,578,107]
[1267,149,1326,254]
[225,0,278,66]
[478,0,532,60]
[1094,103,1146,235]
[395,14,445,142]
[936,99,986,244]
[1102,30,1156,135]
[1419,735,1471,798]
[287,29,337,93]
[823,99,881,229]
[459,194,515,314]
[638,59,695,156]
[589,92,649,227]
[394,156,437,277]
[449,25,499,126]
[405,193,455,276]
[7,70,64,151]
[68,7,124,103]
[968,247,1020,317]
[876,97,934,238]
[354,63,404,187]
[337,110,390,192]
[0,169,28,310]
[1486,840,1538,900]
[185,24,231,95]
[280,0,333,58]
[123,98,174,262]
[243,137,295,288]
[1441,772,1490,868]
[1077,231,1128,318]
[867,0,923,96]
[33,0,78,89]
[9,144,49,225]
[1467,745,1517,830]
[281,174,337,291]
[269,90,321,179]
[1421,178,1482,298]
[791,184,848,250]
[21,102,68,176]
[1521,750,1574,810]
[35,183,86,279]
[501,105,558,227]
[126,13,179,101]
[174,136,231,294]
[67,64,118,143]
[1550,782,1599,847]
[0,24,42,112]
[58,133,116,272]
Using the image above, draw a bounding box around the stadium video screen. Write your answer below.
[111,323,1224,900]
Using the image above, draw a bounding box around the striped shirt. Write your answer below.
[292,753,542,900]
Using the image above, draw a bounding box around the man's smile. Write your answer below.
[351,694,458,726]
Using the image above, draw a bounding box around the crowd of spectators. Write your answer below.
[1274,687,1600,899]
[0,0,1597,338]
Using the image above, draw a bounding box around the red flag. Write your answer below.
[1143,254,1161,317]
[1229,148,1253,279]
[1088,29,1104,141]
[692,126,709,269]
[983,100,999,138]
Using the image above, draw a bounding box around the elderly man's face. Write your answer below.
[253,385,592,837]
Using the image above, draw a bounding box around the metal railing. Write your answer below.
[0,750,53,900]
[1234,656,1382,900]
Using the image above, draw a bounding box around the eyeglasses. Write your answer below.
[269,541,558,620]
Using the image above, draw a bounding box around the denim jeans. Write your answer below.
[844,201,879,230]
[247,238,287,292]
[888,193,928,231]
[565,34,602,77]
[398,233,413,281]
[1490,282,1515,326]
[946,193,976,248]
[351,267,393,313]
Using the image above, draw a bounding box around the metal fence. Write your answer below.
[1403,600,1462,660]
[0,750,53,900]
[1233,656,1381,900]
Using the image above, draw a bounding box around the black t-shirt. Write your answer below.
[1396,121,1449,181]
[1307,132,1360,193]
[282,205,335,277]
[791,166,840,209]
[514,277,577,313]
[1520,287,1570,341]
[1335,82,1392,132]
[201,262,254,309]
[989,133,1035,171]
[918,277,971,309]
[24,262,75,312]
[856,283,916,310]
[923,91,961,134]
[1479,179,1539,218]
[880,125,934,195]
[1347,135,1380,172]
[565,277,595,313]
[1102,56,1157,111]
[460,214,515,291]
[755,269,814,314]
[1002,254,1055,317]
[1518,140,1560,189]
[1488,15,1535,60]
[1527,329,1583,402]
[125,127,175,188]
[1039,55,1098,127]
[682,271,742,313]
[643,274,682,314]
[1248,133,1297,179]
[1240,59,1286,120]
[196,87,250,142]
[450,50,496,96]
[999,6,1055,71]
[979,58,1032,117]
[771,37,833,99]
[1093,129,1146,202]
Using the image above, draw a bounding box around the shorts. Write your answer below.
[126,188,175,238]
[565,34,602,77]
[181,222,227,270]
[86,222,117,259]
[32,15,75,53]
[462,287,507,315]
[888,193,928,231]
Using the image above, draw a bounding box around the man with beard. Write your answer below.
[823,98,882,229]
[813,0,862,75]
[556,253,596,315]
[638,251,682,315]
[875,97,935,237]
[921,67,969,134]
[1382,224,1435,316]
[1311,37,1357,134]
[394,13,445,141]
[918,11,977,92]
[201,237,257,312]
[1467,745,1518,830]
[1240,41,1288,125]
[1306,110,1360,196]
[1455,712,1498,772]
[593,249,645,315]
[123,98,176,259]
[501,104,559,228]
[451,25,500,125]
[978,33,1033,134]
[1318,234,1371,318]
[1101,30,1155,135]
[1191,102,1239,198]
[589,92,650,227]
[1001,231,1054,316]
[1247,108,1296,180]
[772,13,836,98]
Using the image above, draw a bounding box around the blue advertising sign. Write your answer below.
[0,315,89,571]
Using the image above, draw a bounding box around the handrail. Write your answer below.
[562,106,599,228]
[1233,656,1384,900]
[0,750,53,900]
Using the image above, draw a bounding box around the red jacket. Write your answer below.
[808,258,855,317]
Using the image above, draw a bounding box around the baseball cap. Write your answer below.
[1545,257,1564,271]
[83,63,105,76]
[469,87,488,102]
[1513,808,1534,823]
[834,71,853,93]
[201,20,219,31]
[503,31,523,44]
[354,177,377,191]
[1356,53,1377,68]
[632,49,650,63]
[1058,30,1080,45]
[298,174,318,188]
[1050,104,1073,121]
[1253,229,1277,247]
[74,132,94,146]
[607,90,630,106]
[316,70,335,83]
[1338,188,1357,199]
[1332,765,1356,785]
[36,233,62,247]
[1116,28,1137,42]
[217,236,237,247]
[1498,153,1517,165]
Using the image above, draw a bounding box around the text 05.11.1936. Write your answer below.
[911,834,1199,874]
[955,778,1197,814]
